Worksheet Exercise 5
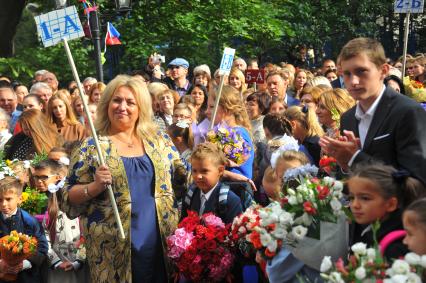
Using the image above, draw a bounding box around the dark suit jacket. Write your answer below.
[331,77,343,89]
[181,183,243,224]
[340,87,426,185]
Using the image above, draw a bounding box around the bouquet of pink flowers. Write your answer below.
[206,125,251,165]
[167,211,234,282]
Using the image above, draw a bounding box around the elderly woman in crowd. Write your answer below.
[47,93,86,142]
[153,89,180,132]
[60,75,181,282]
[0,108,12,150]
[5,109,63,160]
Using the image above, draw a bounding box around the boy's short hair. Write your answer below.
[34,159,65,173]
[191,142,227,166]
[0,176,23,196]
[339,37,386,68]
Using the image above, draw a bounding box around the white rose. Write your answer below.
[404,253,421,266]
[406,272,422,283]
[287,188,296,196]
[291,225,308,241]
[238,226,246,234]
[420,255,426,268]
[329,272,344,283]
[332,180,343,191]
[351,242,367,256]
[301,212,313,226]
[323,176,333,186]
[272,227,287,239]
[354,266,366,280]
[278,211,294,226]
[390,274,408,282]
[296,193,304,204]
[288,196,298,205]
[267,239,278,253]
[320,256,332,273]
[330,198,342,211]
[260,232,272,247]
[366,248,376,261]
[391,259,411,275]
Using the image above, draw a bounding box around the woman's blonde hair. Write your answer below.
[96,75,158,138]
[319,88,355,115]
[209,85,251,131]
[284,106,324,137]
[47,93,79,126]
[277,150,309,167]
[300,86,330,106]
[88,82,106,104]
[19,109,63,154]
[229,67,247,92]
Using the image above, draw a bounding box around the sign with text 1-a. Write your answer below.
[245,69,266,84]
[34,6,84,47]
[394,0,424,13]
[218,47,236,76]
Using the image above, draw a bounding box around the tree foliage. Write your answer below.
[5,0,425,84]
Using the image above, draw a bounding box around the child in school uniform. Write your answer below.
[0,176,48,283]
[181,142,242,225]
[402,198,426,256]
[348,164,426,261]
[32,159,88,283]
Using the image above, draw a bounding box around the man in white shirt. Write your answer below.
[320,37,426,185]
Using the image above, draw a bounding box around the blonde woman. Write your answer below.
[316,88,355,137]
[284,106,324,165]
[228,67,247,97]
[61,75,182,282]
[206,85,255,183]
[47,93,86,142]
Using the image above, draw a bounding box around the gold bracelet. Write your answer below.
[84,185,93,198]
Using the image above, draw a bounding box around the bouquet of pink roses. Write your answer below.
[167,211,234,282]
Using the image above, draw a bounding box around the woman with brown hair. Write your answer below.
[316,88,355,138]
[292,69,313,98]
[47,93,86,142]
[5,109,63,160]
[88,82,106,105]
[299,85,330,111]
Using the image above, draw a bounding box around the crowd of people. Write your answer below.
[0,37,424,283]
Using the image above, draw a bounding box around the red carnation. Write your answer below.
[249,231,262,249]
[303,201,317,215]
[317,185,330,200]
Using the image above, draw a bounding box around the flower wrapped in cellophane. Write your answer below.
[20,187,48,217]
[403,76,426,103]
[0,231,38,281]
[167,211,234,282]
[206,124,251,165]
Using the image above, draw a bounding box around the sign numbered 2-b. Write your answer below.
[394,0,424,13]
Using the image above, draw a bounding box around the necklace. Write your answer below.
[113,134,135,148]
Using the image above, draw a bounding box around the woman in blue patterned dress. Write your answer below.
[60,75,181,283]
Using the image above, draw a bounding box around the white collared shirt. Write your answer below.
[199,182,218,214]
[2,208,18,219]
[348,85,386,166]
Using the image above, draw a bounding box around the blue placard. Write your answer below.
[34,6,85,47]
[394,0,424,13]
[219,47,236,76]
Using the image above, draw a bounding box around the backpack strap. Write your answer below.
[183,184,197,212]
[217,183,230,219]
[379,230,406,256]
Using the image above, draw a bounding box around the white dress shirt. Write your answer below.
[348,85,386,166]
[199,182,218,215]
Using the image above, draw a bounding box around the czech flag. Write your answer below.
[105,22,121,46]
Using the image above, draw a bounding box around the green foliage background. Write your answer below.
[2,0,425,85]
